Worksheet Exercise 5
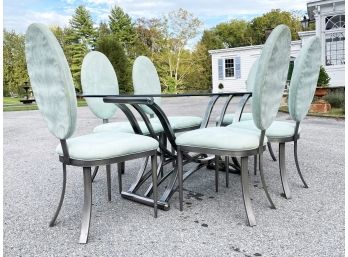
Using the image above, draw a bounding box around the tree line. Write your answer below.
[3,6,304,96]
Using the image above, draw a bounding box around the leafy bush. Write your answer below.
[323,91,345,108]
[317,65,330,87]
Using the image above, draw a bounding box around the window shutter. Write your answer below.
[235,56,241,79]
[218,59,223,80]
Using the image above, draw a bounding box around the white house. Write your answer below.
[209,0,345,92]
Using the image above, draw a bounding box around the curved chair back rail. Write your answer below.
[288,36,322,122]
[25,23,77,139]
[81,51,119,120]
[132,56,162,115]
[251,24,291,131]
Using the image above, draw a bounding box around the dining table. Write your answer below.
[82,92,252,210]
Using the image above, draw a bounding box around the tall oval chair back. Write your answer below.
[246,57,259,92]
[25,23,77,139]
[251,24,291,131]
[81,51,118,120]
[132,56,161,115]
[288,36,321,122]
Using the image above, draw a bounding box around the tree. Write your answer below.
[3,30,28,96]
[96,35,132,93]
[181,43,211,92]
[214,19,252,47]
[97,21,111,39]
[108,6,137,56]
[68,6,96,91]
[159,8,202,92]
[134,17,166,58]
[249,9,302,44]
[69,5,96,49]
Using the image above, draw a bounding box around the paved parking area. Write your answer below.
[3,97,345,256]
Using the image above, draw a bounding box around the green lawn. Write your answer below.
[3,97,87,112]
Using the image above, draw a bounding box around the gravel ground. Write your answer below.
[3,97,345,257]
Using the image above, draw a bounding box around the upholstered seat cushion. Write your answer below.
[56,132,158,161]
[93,121,164,135]
[153,116,202,131]
[228,120,301,139]
[176,127,267,152]
[216,113,253,125]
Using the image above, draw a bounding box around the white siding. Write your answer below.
[210,41,302,93]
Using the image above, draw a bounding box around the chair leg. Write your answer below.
[259,151,276,209]
[79,167,92,244]
[268,142,277,161]
[159,133,165,178]
[106,164,111,201]
[91,166,99,182]
[117,163,123,194]
[294,140,309,188]
[171,145,176,168]
[253,155,257,175]
[225,156,229,188]
[215,155,219,192]
[240,156,256,226]
[151,155,158,218]
[120,162,125,174]
[279,143,291,199]
[49,163,67,227]
[178,148,184,211]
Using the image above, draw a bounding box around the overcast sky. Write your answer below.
[4,0,307,34]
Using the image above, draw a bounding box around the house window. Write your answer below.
[325,15,345,66]
[225,59,235,77]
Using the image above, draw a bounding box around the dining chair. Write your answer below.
[132,56,203,133]
[25,23,159,244]
[229,36,322,199]
[176,24,291,226]
[216,58,277,162]
[81,51,164,182]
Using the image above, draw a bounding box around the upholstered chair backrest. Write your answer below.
[246,58,259,92]
[25,23,77,139]
[132,56,162,115]
[81,51,118,120]
[251,25,291,131]
[288,36,321,122]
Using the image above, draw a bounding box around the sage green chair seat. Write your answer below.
[133,56,203,132]
[228,120,301,140]
[152,116,202,131]
[215,113,253,126]
[176,127,267,152]
[56,132,158,161]
[93,121,164,135]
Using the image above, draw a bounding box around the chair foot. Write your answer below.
[91,166,99,182]
[106,165,111,201]
[268,142,277,161]
[240,156,256,226]
[279,143,292,199]
[259,152,276,209]
[49,163,67,227]
[294,140,309,188]
[79,167,92,244]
